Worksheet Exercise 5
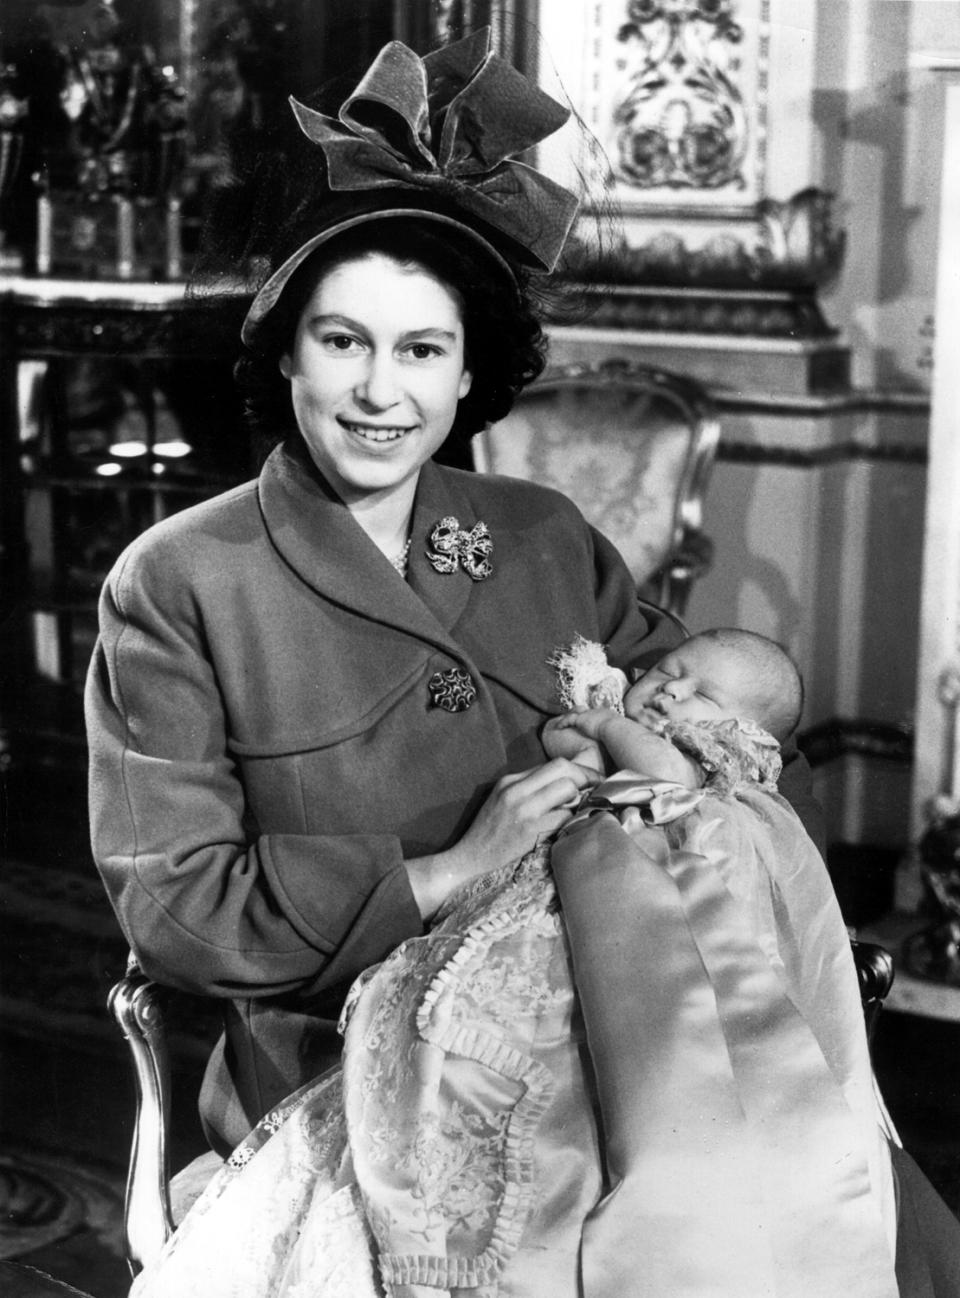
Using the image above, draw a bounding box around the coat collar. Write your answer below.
[258,440,480,648]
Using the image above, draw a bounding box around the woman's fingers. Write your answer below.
[492,759,593,826]
[500,756,594,793]
[409,762,596,920]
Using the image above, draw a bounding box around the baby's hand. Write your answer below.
[542,711,588,754]
[542,713,606,778]
[555,706,621,742]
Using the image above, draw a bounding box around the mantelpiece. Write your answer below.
[548,324,850,398]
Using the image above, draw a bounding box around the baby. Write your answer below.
[539,628,900,1297]
[542,626,802,789]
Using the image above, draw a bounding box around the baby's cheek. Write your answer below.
[622,688,651,719]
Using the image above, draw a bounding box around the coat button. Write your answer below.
[428,668,477,712]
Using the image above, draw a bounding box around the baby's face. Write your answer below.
[624,640,754,729]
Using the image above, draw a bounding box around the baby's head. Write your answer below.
[625,629,803,742]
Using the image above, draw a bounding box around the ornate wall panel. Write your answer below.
[536,0,834,301]
[585,0,770,215]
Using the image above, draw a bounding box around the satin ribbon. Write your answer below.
[288,28,579,273]
[552,798,898,1297]
[560,771,705,836]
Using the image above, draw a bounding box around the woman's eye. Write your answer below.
[406,342,442,360]
[323,334,361,352]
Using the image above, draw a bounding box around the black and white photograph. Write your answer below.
[1,2,959,1295]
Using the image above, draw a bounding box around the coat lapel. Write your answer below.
[258,443,477,651]
[406,459,477,634]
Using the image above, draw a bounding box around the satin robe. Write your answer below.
[129,774,898,1298]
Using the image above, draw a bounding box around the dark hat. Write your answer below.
[241,28,579,347]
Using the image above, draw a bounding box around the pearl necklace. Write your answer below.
[389,538,412,576]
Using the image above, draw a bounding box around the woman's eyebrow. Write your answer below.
[307,312,362,330]
[397,327,460,343]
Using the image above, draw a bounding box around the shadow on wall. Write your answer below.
[815,0,943,391]
[685,458,805,644]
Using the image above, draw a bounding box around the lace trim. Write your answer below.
[225,1069,345,1172]
[548,633,627,711]
[664,716,782,795]
[376,870,558,1289]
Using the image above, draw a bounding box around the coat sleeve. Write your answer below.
[589,526,686,673]
[776,740,826,858]
[85,550,424,1002]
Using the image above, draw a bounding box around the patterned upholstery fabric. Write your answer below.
[473,360,720,615]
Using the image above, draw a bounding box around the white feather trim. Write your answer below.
[548,634,627,712]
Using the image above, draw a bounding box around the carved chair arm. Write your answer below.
[849,938,895,1041]
[640,527,715,617]
[108,964,174,1275]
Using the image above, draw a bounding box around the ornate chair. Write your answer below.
[471,358,721,617]
[108,968,176,1276]
[107,939,895,1276]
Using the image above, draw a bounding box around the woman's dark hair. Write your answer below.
[235,216,548,458]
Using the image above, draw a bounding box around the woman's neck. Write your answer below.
[346,477,417,559]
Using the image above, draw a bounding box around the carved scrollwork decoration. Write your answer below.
[613,0,750,191]
[564,186,845,296]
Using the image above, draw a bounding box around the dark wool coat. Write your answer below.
[85,440,818,1153]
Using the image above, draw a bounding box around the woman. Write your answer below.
[86,23,825,1266]
[85,28,673,1157]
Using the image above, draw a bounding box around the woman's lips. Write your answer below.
[339,419,414,443]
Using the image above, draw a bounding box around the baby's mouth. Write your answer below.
[641,706,669,733]
[639,700,669,724]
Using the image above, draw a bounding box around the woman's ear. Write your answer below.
[458,367,473,400]
[279,353,292,380]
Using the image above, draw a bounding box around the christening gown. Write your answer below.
[130,718,900,1298]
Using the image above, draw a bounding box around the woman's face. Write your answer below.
[280,252,472,507]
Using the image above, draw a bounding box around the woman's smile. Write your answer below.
[338,418,417,444]
[280,253,472,508]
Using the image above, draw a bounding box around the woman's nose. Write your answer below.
[356,355,401,409]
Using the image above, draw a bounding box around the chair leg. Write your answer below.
[108,972,175,1275]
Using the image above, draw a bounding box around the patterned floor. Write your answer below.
[0,854,214,1297]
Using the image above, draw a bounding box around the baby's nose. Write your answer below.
[659,678,689,702]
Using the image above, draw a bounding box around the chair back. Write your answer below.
[472,358,720,616]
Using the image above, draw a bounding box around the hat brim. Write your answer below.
[240,206,517,348]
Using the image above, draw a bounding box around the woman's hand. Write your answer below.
[405,758,596,922]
